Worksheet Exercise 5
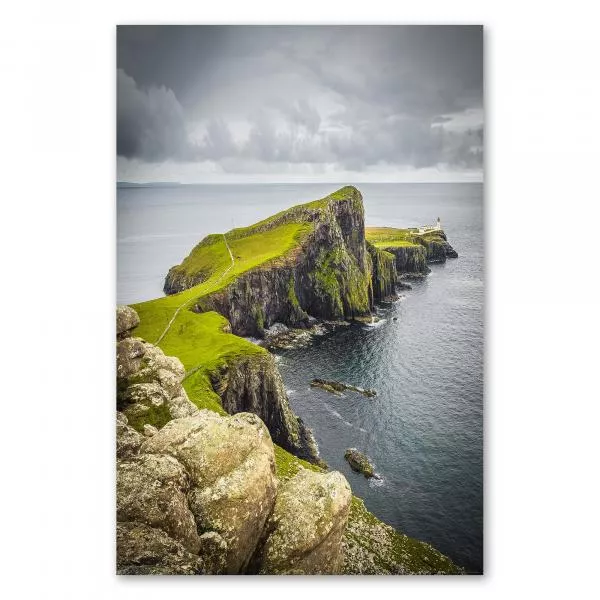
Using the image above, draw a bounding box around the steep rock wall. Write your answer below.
[366,242,397,301]
[169,187,391,337]
[211,352,321,464]
[385,245,430,277]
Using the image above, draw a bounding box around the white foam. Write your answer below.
[369,475,385,488]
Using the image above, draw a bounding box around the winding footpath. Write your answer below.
[155,234,234,345]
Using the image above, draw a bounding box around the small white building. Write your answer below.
[417,217,442,234]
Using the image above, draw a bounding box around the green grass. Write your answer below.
[365,226,422,248]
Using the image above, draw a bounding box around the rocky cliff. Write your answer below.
[211,352,321,464]
[115,307,462,575]
[366,242,397,301]
[118,307,320,464]
[365,226,458,278]
[165,187,385,337]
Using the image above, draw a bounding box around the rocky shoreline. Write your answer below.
[120,186,463,575]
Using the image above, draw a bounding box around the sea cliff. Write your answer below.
[120,186,462,574]
[116,307,462,575]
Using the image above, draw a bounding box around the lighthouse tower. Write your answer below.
[436,217,442,231]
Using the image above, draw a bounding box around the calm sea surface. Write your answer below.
[117,183,484,573]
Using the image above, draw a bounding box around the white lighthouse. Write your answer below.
[436,217,442,231]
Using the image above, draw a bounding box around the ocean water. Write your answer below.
[117,182,484,573]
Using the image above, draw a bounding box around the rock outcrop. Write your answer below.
[255,470,352,574]
[165,187,391,337]
[117,305,140,339]
[345,448,376,478]
[417,231,458,263]
[116,407,353,575]
[116,333,199,432]
[212,353,321,464]
[141,412,278,574]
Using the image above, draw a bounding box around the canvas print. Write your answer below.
[116,25,483,575]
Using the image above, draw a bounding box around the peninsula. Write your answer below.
[116,186,461,575]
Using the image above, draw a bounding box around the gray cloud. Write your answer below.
[117,26,483,179]
[117,69,199,162]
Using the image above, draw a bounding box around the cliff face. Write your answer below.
[366,242,397,300]
[386,246,430,277]
[166,187,386,337]
[118,307,320,465]
[365,227,458,278]
[417,231,459,263]
[211,352,321,464]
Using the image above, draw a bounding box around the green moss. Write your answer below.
[344,497,463,575]
[125,402,172,434]
[287,275,300,309]
[273,445,324,480]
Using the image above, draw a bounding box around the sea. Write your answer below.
[117,182,484,573]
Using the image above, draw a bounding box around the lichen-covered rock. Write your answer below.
[116,312,199,433]
[344,448,376,478]
[117,305,140,339]
[116,412,143,459]
[198,531,229,574]
[141,411,278,574]
[257,469,352,574]
[117,521,204,575]
[214,352,321,464]
[117,453,201,554]
[143,424,158,437]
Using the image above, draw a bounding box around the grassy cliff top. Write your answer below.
[365,226,422,248]
[365,226,448,249]
[132,186,362,414]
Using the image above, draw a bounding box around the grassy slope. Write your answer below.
[129,190,461,574]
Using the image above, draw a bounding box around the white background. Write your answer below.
[1,1,599,597]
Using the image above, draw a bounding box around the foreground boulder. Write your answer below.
[117,453,200,554]
[116,304,140,339]
[256,469,351,574]
[117,522,204,575]
[141,411,278,574]
[345,448,376,478]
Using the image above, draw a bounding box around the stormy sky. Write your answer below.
[117,26,483,183]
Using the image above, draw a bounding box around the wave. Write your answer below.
[363,318,387,330]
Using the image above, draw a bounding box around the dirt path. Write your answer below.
[155,234,234,345]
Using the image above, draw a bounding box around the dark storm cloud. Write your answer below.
[117,25,483,173]
[117,69,200,161]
